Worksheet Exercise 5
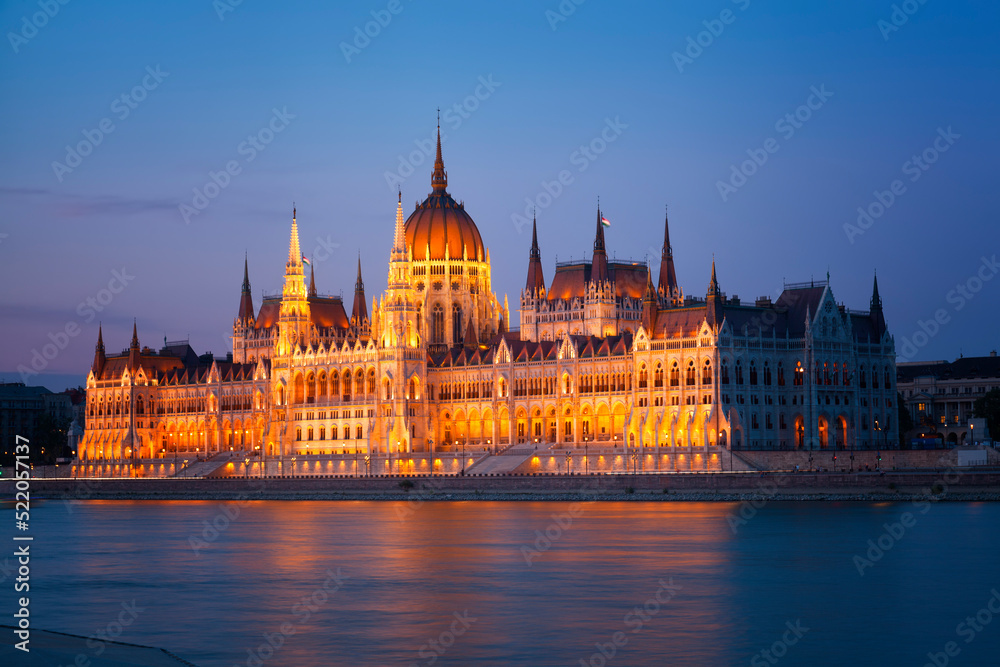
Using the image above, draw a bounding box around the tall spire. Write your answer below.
[237,254,255,322]
[870,270,886,339]
[287,205,302,267]
[525,211,545,294]
[128,320,140,370]
[591,202,608,285]
[431,110,447,193]
[393,189,407,254]
[352,254,368,325]
[308,262,317,297]
[658,205,679,301]
[92,324,106,377]
[706,258,723,327]
[641,267,658,334]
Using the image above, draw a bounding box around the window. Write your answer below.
[686,361,696,386]
[763,362,771,386]
[638,365,648,388]
[432,304,444,344]
[749,361,758,386]
[356,425,363,439]
[794,362,803,386]
[564,420,572,436]
[702,360,712,385]
[654,364,664,388]
[777,362,785,387]
[319,427,325,440]
[721,361,730,385]
[735,361,744,385]
[332,426,338,440]
[296,428,302,441]
[452,304,463,345]
[872,366,880,389]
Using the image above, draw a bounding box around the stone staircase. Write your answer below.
[172,452,234,478]
[465,443,543,475]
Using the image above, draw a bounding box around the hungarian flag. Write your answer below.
[600,215,611,227]
[302,255,311,265]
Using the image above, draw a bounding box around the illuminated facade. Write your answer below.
[79,126,899,466]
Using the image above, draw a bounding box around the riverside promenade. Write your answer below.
[8,468,1000,502]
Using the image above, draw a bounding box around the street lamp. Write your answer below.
[290,456,297,478]
[461,438,466,476]
[566,450,572,474]
[585,440,589,474]
[970,422,974,447]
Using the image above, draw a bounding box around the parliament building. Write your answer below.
[80,127,898,470]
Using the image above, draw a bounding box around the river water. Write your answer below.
[6,500,999,666]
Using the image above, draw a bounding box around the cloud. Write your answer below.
[0,186,176,218]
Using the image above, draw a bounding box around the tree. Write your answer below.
[897,392,914,447]
[973,389,1000,443]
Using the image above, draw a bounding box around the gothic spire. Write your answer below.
[706,258,724,327]
[287,205,302,267]
[128,320,140,371]
[591,202,609,285]
[131,319,140,349]
[393,189,407,254]
[871,271,886,339]
[431,111,447,193]
[658,205,679,300]
[352,254,368,325]
[308,262,317,297]
[92,324,106,377]
[525,211,545,293]
[237,253,255,322]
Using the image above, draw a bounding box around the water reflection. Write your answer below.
[10,501,999,666]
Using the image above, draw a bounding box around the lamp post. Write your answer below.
[566,450,572,474]
[291,455,297,478]
[364,455,370,477]
[585,440,589,475]
[461,438,466,476]
[970,422,974,448]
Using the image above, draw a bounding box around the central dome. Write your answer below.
[404,128,485,262]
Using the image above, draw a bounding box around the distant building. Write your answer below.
[0,382,74,458]
[79,126,898,465]
[897,352,999,446]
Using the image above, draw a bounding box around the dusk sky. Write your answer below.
[2,0,998,391]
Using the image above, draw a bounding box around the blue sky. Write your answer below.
[1,0,998,390]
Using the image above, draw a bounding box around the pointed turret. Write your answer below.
[658,205,679,302]
[392,190,407,255]
[308,262,317,297]
[237,254,255,322]
[92,324,106,378]
[128,320,140,370]
[431,111,447,194]
[288,206,302,267]
[352,254,368,325]
[870,271,886,339]
[641,267,658,334]
[525,212,545,294]
[591,204,609,285]
[706,259,724,327]
[464,314,479,347]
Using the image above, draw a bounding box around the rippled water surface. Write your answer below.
[7,500,1000,666]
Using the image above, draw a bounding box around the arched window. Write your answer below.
[859,366,867,389]
[654,364,664,388]
[686,361,696,386]
[702,359,712,385]
[356,425,363,439]
[432,304,444,344]
[872,365,880,389]
[721,360,730,385]
[638,365,648,388]
[735,360,744,385]
[355,370,364,396]
[777,361,784,386]
[367,369,376,395]
[749,360,758,385]
[330,373,339,397]
[885,370,891,389]
[670,362,680,387]
[343,370,352,399]
[763,361,771,386]
[452,304,463,345]
[843,363,850,386]
[794,362,803,386]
